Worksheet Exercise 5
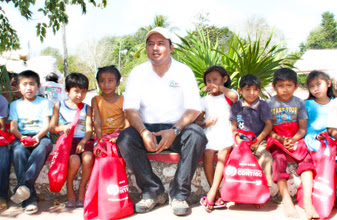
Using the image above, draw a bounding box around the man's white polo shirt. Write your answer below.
[124,58,201,124]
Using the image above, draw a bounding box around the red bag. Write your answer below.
[0,129,15,146]
[267,122,308,161]
[21,136,37,145]
[221,130,270,204]
[48,103,83,192]
[297,132,337,219]
[84,140,134,220]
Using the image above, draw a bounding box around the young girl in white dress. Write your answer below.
[196,66,238,212]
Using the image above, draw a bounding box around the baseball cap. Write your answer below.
[145,27,172,42]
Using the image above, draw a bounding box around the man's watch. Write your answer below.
[171,126,181,136]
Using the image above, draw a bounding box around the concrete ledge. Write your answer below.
[9,151,302,204]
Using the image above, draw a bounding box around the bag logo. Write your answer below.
[225,166,237,176]
[107,184,119,195]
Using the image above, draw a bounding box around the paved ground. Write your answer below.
[1,197,337,220]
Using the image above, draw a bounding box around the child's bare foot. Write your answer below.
[303,201,319,219]
[255,203,266,209]
[283,196,299,218]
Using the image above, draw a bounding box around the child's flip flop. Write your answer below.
[214,198,227,209]
[200,196,214,213]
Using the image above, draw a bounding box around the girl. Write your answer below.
[91,65,129,144]
[50,73,94,208]
[196,66,238,211]
[305,70,335,152]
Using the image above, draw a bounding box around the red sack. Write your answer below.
[297,132,337,219]
[0,129,15,146]
[267,122,308,161]
[84,140,134,220]
[48,103,83,192]
[21,136,37,146]
[221,130,270,204]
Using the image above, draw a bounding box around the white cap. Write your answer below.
[145,27,172,42]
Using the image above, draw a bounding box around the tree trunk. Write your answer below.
[62,23,69,78]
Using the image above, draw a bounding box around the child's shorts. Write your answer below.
[70,138,94,155]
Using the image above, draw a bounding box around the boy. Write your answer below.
[9,70,53,214]
[0,94,10,212]
[230,74,273,194]
[266,68,319,219]
[49,73,94,208]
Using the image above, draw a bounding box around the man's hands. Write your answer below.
[141,129,177,153]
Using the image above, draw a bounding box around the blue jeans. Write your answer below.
[10,136,52,207]
[117,123,207,200]
[0,145,10,200]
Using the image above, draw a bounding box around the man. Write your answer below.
[117,27,207,216]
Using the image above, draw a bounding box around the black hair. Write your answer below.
[18,70,40,86]
[65,73,89,92]
[96,65,121,82]
[306,70,336,99]
[46,72,59,83]
[9,72,18,87]
[203,66,231,88]
[239,74,261,89]
[273,68,297,85]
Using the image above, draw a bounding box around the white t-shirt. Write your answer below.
[201,94,233,150]
[39,81,68,108]
[326,99,337,129]
[124,58,201,124]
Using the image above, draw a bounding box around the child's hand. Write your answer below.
[235,135,243,145]
[76,141,85,154]
[62,125,71,136]
[32,135,40,147]
[204,84,220,95]
[250,142,259,151]
[109,137,117,143]
[284,137,295,151]
[316,132,325,140]
[205,116,218,128]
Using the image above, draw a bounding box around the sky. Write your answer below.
[2,0,337,56]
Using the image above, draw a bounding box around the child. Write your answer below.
[91,65,129,143]
[266,68,319,219]
[49,73,94,208]
[0,94,10,212]
[305,71,335,151]
[39,72,68,108]
[196,66,238,211]
[230,74,273,204]
[9,70,53,214]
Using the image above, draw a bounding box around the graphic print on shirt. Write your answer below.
[270,107,298,125]
[237,115,245,129]
[106,118,115,127]
[169,80,180,87]
[20,118,40,131]
[45,86,62,99]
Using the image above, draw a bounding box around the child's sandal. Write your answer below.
[200,196,214,213]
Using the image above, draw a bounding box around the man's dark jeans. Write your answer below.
[10,136,52,207]
[0,145,10,200]
[117,123,207,200]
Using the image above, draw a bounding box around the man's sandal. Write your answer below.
[200,196,214,213]
[25,202,38,214]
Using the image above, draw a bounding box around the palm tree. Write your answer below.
[174,27,299,97]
